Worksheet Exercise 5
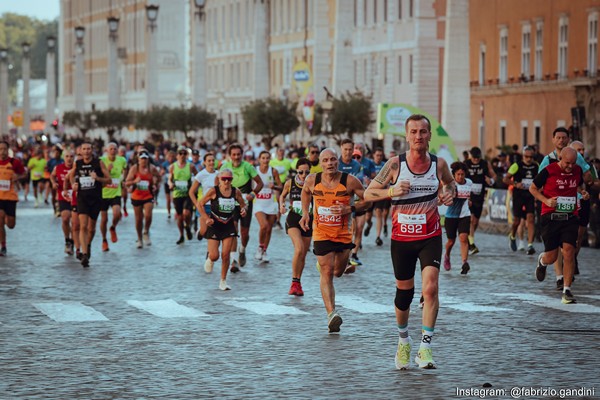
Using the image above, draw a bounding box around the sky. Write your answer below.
[0,0,60,21]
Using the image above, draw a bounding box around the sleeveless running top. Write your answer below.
[288,176,311,216]
[55,163,72,202]
[211,185,238,224]
[255,166,274,201]
[75,158,104,198]
[446,178,472,219]
[172,162,192,198]
[131,168,154,201]
[465,159,488,197]
[0,158,23,201]
[390,153,441,242]
[312,172,353,243]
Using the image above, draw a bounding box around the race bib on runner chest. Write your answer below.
[471,183,483,195]
[256,189,272,200]
[556,196,576,213]
[521,178,533,189]
[137,180,150,191]
[79,176,95,189]
[218,197,235,213]
[317,206,342,226]
[397,213,427,235]
[0,180,10,191]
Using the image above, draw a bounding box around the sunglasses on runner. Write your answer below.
[178,151,187,155]
[297,170,309,175]
[220,177,233,182]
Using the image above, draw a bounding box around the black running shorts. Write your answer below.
[100,196,121,212]
[512,191,535,219]
[313,240,355,256]
[469,197,484,219]
[391,235,442,281]
[205,221,238,241]
[0,200,17,218]
[285,212,313,237]
[77,196,102,220]
[173,197,193,215]
[540,213,579,252]
[58,200,72,213]
[444,216,470,240]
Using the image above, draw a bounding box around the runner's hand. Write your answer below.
[206,218,214,226]
[546,197,557,208]
[299,214,309,231]
[581,190,590,201]
[240,207,247,218]
[279,203,287,214]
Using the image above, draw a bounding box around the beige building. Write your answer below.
[469,0,600,158]
[58,0,448,147]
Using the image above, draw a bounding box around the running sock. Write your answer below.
[563,286,571,293]
[240,245,246,253]
[468,236,474,245]
[556,275,563,281]
[397,324,410,344]
[292,277,300,283]
[231,251,239,263]
[528,242,533,247]
[420,326,434,349]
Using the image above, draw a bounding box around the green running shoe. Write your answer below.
[395,336,412,370]
[415,347,437,369]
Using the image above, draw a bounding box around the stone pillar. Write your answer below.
[146,22,159,108]
[332,0,353,95]
[108,21,120,109]
[441,0,471,155]
[22,47,31,136]
[0,52,8,135]
[252,0,269,99]
[193,10,207,106]
[74,41,85,113]
[313,0,331,102]
[45,40,56,132]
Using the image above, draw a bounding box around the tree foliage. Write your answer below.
[241,97,300,148]
[315,91,374,143]
[0,13,58,104]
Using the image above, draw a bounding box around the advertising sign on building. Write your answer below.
[292,61,314,129]
[376,103,458,164]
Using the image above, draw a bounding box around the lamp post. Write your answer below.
[0,48,8,135]
[145,4,159,109]
[46,36,56,133]
[74,26,86,113]
[193,0,207,106]
[107,16,120,109]
[22,42,31,136]
[217,93,225,141]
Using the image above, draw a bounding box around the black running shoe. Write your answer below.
[556,278,564,291]
[176,236,185,245]
[535,253,547,282]
[239,251,246,267]
[561,289,576,304]
[185,226,193,241]
[383,224,388,237]
[375,237,383,246]
[461,262,470,275]
[81,254,90,268]
[574,258,580,275]
[364,220,372,237]
[526,245,536,255]
[0,247,6,257]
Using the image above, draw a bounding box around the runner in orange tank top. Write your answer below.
[299,148,369,333]
[0,141,27,256]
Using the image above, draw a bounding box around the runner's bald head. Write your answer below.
[560,146,577,162]
[319,148,337,161]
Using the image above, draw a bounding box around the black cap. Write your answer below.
[192,149,200,156]
[470,147,482,158]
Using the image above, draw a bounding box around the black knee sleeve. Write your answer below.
[395,287,414,311]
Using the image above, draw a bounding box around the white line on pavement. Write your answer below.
[335,295,389,313]
[223,301,309,315]
[494,293,600,313]
[445,303,513,312]
[33,302,109,322]
[127,299,210,318]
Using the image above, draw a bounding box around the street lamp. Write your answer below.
[192,0,207,106]
[146,4,159,109]
[107,16,120,108]
[22,42,31,136]
[74,26,86,113]
[45,36,57,134]
[0,48,8,135]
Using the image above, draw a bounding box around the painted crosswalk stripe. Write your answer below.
[127,299,209,318]
[495,293,600,313]
[335,295,389,313]
[223,301,309,315]
[33,302,109,322]
[440,295,513,312]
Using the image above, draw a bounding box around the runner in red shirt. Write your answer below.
[51,149,76,255]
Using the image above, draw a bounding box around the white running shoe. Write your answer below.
[261,251,270,263]
[219,279,231,291]
[136,240,143,249]
[254,247,263,261]
[204,258,214,273]
[143,232,151,246]
[517,240,526,251]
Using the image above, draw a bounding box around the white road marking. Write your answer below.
[494,293,600,313]
[445,303,513,312]
[578,295,600,301]
[33,302,109,322]
[335,295,389,313]
[127,299,209,318]
[223,301,309,315]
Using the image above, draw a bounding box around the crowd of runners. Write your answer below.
[1,114,599,370]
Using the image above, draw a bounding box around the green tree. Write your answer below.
[315,91,373,144]
[241,97,300,148]
[95,108,135,141]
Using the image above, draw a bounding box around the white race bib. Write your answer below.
[471,183,483,195]
[0,180,10,191]
[175,180,188,190]
[79,176,95,189]
[106,178,121,189]
[317,206,342,226]
[292,200,303,214]
[556,196,576,213]
[521,178,533,189]
[218,197,235,212]
[137,180,150,191]
[456,186,471,199]
[397,213,427,235]
[256,189,272,200]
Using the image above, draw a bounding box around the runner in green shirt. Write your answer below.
[169,146,199,244]
[27,147,47,208]
[99,142,128,252]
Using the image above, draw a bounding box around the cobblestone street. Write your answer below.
[1,200,599,399]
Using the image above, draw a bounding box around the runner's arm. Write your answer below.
[235,188,247,210]
[189,180,201,209]
[252,174,264,195]
[364,157,399,201]
[279,180,291,212]
[300,174,315,217]
[348,175,370,213]
[437,157,456,206]
[272,168,283,192]
[198,187,216,218]
[124,165,138,187]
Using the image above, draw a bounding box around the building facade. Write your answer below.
[57,0,447,148]
[470,0,600,158]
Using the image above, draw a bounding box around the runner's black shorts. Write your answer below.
[512,191,535,219]
[285,212,313,237]
[131,198,154,207]
[540,213,579,251]
[579,198,591,227]
[58,200,72,213]
[391,235,442,281]
[374,199,391,210]
[0,200,17,218]
[77,196,102,220]
[100,196,121,211]
[236,200,253,228]
[163,182,171,195]
[205,221,238,241]
[313,240,355,256]
[445,216,470,239]
[469,196,484,219]
[32,179,47,189]
[173,197,193,215]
